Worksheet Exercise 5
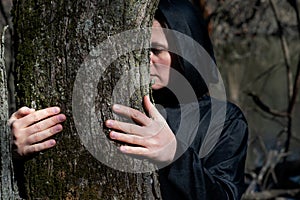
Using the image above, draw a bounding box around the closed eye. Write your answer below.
[151,48,163,55]
[150,48,168,56]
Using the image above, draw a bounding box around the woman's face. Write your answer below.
[150,20,172,90]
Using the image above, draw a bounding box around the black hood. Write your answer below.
[153,0,218,106]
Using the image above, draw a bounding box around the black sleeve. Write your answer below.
[159,108,248,200]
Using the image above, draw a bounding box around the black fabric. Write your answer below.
[158,96,248,200]
[154,0,248,199]
[156,0,218,99]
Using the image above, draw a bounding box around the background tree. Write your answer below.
[11,0,160,199]
[203,0,300,199]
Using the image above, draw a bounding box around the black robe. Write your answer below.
[154,0,248,199]
[157,95,248,199]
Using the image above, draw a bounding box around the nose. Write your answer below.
[150,51,154,65]
[150,51,158,65]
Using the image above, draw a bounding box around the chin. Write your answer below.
[151,84,164,90]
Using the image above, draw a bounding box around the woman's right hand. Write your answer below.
[8,106,66,158]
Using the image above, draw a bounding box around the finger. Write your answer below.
[8,107,35,126]
[13,107,35,119]
[119,145,149,156]
[112,104,152,126]
[143,96,162,120]
[106,120,145,136]
[110,131,146,146]
[24,139,57,155]
[26,114,66,135]
[17,107,61,128]
[27,124,63,145]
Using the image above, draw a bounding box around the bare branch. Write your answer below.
[249,107,286,127]
[288,55,300,113]
[248,92,288,117]
[287,0,300,36]
[257,135,268,156]
[291,133,300,143]
[242,189,300,199]
[245,149,290,195]
[270,0,293,101]
[0,1,9,27]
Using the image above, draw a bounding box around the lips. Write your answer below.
[150,76,157,85]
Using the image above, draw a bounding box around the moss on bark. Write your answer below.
[13,0,160,199]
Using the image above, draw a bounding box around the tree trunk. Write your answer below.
[1,25,19,199]
[12,0,160,199]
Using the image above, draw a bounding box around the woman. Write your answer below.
[9,0,248,199]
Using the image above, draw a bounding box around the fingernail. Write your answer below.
[55,125,62,132]
[106,120,113,127]
[49,140,56,146]
[120,146,127,152]
[53,107,60,114]
[58,114,66,122]
[110,131,116,139]
[22,107,31,113]
[113,104,120,111]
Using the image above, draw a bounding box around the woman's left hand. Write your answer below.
[105,95,177,164]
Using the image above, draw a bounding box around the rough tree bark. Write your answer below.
[1,25,20,200]
[12,0,160,199]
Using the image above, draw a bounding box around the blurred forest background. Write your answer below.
[1,0,299,199]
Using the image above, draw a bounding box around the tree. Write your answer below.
[201,0,300,198]
[1,25,20,200]
[12,0,160,199]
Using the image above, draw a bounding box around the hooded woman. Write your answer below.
[9,0,248,199]
[105,0,248,199]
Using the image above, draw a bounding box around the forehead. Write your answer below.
[151,20,168,47]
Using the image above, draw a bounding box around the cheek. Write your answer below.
[156,66,171,86]
[162,53,172,68]
[150,52,172,89]
[160,67,171,80]
[159,54,171,79]
[150,66,171,90]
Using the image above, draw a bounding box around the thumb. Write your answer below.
[15,107,35,119]
[143,95,161,120]
[10,107,35,121]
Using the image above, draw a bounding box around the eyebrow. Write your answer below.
[151,42,168,49]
